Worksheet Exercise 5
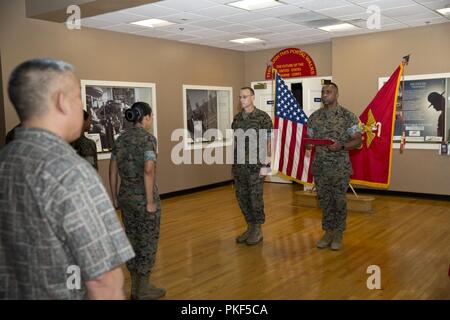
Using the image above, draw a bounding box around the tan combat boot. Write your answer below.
[236,224,254,243]
[316,230,334,249]
[246,224,263,245]
[130,272,166,300]
[330,231,343,251]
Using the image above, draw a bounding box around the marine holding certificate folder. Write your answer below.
[306,82,362,251]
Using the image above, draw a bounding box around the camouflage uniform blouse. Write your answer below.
[111,127,159,207]
[231,107,273,169]
[307,105,360,177]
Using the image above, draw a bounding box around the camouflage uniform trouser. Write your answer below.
[119,200,160,277]
[314,174,350,232]
[232,165,266,225]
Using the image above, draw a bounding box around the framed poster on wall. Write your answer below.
[182,85,233,150]
[379,73,449,150]
[80,80,157,159]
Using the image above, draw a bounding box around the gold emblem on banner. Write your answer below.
[361,109,382,148]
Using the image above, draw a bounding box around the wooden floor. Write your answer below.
[120,183,450,300]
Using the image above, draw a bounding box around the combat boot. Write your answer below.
[130,272,166,300]
[330,231,343,251]
[316,230,334,249]
[246,224,263,245]
[236,224,254,243]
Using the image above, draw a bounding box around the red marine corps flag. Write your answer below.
[350,59,407,188]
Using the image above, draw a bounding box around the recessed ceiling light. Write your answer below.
[230,37,264,44]
[319,23,359,32]
[436,7,450,15]
[131,18,175,28]
[228,0,282,11]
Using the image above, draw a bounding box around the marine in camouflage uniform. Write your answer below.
[5,123,21,145]
[232,87,272,245]
[71,110,98,170]
[110,102,165,299]
[72,135,98,170]
[307,83,361,250]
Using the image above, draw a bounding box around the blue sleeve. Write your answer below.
[144,150,157,161]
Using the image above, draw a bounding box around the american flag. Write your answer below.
[273,73,314,184]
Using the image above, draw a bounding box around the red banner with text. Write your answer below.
[265,48,317,80]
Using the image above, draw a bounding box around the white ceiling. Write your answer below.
[79,0,450,51]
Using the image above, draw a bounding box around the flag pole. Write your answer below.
[271,64,276,171]
[399,54,410,153]
[349,183,359,199]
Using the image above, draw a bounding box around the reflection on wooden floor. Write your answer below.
[121,183,450,300]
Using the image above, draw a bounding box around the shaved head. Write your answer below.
[8,59,75,121]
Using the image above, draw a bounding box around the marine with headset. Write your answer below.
[109,102,166,300]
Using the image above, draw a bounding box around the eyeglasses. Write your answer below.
[239,95,254,99]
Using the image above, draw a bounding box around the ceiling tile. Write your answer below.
[221,12,269,23]
[206,33,243,41]
[245,17,295,28]
[155,0,217,11]
[382,5,432,17]
[226,43,265,51]
[350,15,401,27]
[213,23,254,32]
[188,19,228,28]
[131,28,176,38]
[191,5,244,18]
[100,23,148,33]
[405,16,449,26]
[286,28,330,37]
[157,23,204,33]
[298,0,353,11]
[207,0,237,4]
[394,10,442,21]
[93,11,149,23]
[265,23,310,33]
[238,28,276,37]
[279,0,317,4]
[418,0,450,11]
[259,33,304,41]
[180,37,222,45]
[255,5,309,17]
[185,28,231,38]
[356,0,419,10]
[124,4,179,17]
[338,11,372,20]
[163,33,202,41]
[80,18,118,28]
[280,11,331,23]
[317,5,369,18]
[378,23,408,31]
[159,12,210,24]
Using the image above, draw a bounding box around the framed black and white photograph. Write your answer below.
[182,85,233,150]
[81,80,157,159]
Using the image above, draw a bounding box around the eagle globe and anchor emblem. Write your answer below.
[360,109,382,148]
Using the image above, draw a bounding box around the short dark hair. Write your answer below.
[240,87,255,95]
[8,58,74,121]
[83,110,90,121]
[125,102,152,124]
[323,82,339,92]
